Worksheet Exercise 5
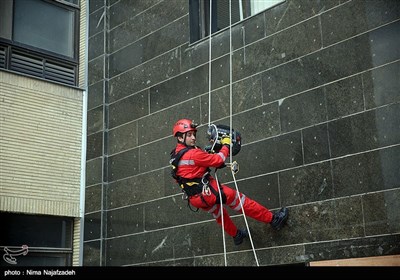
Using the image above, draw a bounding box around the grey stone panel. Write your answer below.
[139,137,176,173]
[86,157,103,187]
[109,43,144,77]
[106,169,171,210]
[88,0,104,14]
[304,234,400,262]
[226,250,259,266]
[144,196,211,231]
[280,87,327,133]
[171,222,226,259]
[163,167,182,197]
[86,131,103,160]
[108,120,138,155]
[364,21,400,66]
[109,0,162,30]
[149,64,208,113]
[211,54,230,90]
[249,197,363,247]
[109,16,188,77]
[84,211,102,241]
[321,0,400,47]
[265,0,340,36]
[138,259,185,266]
[325,74,364,120]
[109,49,180,103]
[228,174,280,211]
[234,131,303,179]
[193,254,225,266]
[139,98,201,145]
[233,17,321,82]
[105,229,174,265]
[261,55,322,104]
[329,103,400,158]
[87,105,103,135]
[107,204,144,238]
[230,22,245,51]
[363,61,400,109]
[262,21,400,104]
[224,103,280,144]
[108,148,139,182]
[200,75,264,124]
[255,244,306,266]
[332,145,400,197]
[83,240,101,266]
[243,11,265,46]
[363,189,400,236]
[88,31,104,61]
[85,184,102,213]
[88,55,104,86]
[181,42,209,73]
[279,161,333,206]
[181,25,241,72]
[200,86,230,124]
[105,222,225,265]
[334,196,364,239]
[284,201,335,243]
[302,123,330,164]
[232,75,263,114]
[209,30,231,60]
[109,0,188,53]
[88,81,104,110]
[88,8,105,37]
[108,90,149,129]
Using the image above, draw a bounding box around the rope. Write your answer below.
[207,0,259,267]
[207,0,227,267]
[227,0,260,266]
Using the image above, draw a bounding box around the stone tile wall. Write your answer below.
[84,0,400,266]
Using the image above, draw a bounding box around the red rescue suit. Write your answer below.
[174,143,274,237]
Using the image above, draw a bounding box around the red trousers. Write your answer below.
[188,177,274,237]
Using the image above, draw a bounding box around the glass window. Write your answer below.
[0,213,73,266]
[189,0,285,43]
[0,0,79,86]
[13,0,76,58]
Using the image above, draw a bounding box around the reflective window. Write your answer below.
[189,0,285,43]
[0,213,73,266]
[13,0,76,58]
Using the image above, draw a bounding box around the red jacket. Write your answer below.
[174,143,229,179]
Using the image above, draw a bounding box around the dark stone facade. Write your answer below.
[84,0,400,266]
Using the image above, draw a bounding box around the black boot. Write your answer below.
[270,207,289,231]
[233,228,248,245]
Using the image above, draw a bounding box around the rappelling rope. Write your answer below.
[226,0,259,266]
[207,0,227,267]
[208,0,260,267]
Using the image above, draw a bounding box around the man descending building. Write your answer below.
[170,119,289,245]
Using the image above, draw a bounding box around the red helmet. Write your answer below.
[173,119,197,136]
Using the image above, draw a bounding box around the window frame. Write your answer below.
[0,0,80,86]
[189,0,285,44]
[0,213,74,266]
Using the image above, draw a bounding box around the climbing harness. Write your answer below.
[170,147,213,212]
